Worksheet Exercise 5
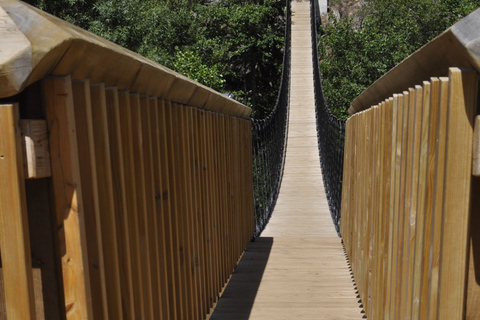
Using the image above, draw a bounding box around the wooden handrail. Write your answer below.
[0,1,255,319]
[348,7,480,115]
[0,0,251,119]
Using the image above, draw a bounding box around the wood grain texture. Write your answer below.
[210,2,362,318]
[438,68,477,320]
[0,103,37,320]
[71,80,108,320]
[43,76,93,319]
[20,119,51,179]
[0,1,251,118]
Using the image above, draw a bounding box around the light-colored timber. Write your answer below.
[209,1,363,319]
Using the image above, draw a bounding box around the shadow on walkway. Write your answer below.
[209,237,273,320]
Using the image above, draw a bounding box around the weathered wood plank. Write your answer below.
[71,80,108,320]
[43,76,93,320]
[0,103,37,320]
[20,119,51,179]
[118,91,146,319]
[105,87,135,319]
[89,83,123,320]
[438,68,477,319]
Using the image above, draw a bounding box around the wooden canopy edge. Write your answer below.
[348,8,480,115]
[0,0,252,119]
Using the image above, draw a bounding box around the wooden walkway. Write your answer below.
[209,1,363,319]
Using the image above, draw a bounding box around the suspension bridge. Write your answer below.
[0,0,480,319]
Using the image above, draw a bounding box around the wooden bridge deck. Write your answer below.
[209,1,363,319]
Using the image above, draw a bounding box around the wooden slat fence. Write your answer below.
[0,2,254,319]
[341,67,480,319]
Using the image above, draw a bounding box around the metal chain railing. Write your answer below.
[251,0,291,238]
[311,0,346,235]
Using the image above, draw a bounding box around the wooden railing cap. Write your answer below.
[0,0,252,119]
[349,7,480,115]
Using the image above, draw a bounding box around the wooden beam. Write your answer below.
[20,119,51,179]
[43,76,93,319]
[438,68,477,319]
[0,103,37,320]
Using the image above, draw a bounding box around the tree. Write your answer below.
[319,0,480,119]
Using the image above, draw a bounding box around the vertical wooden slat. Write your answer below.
[396,91,410,320]
[158,100,179,320]
[419,78,440,320]
[71,80,108,320]
[118,91,146,320]
[164,101,186,319]
[382,97,394,316]
[89,83,123,320]
[426,77,450,320]
[195,109,209,315]
[139,95,162,320]
[188,106,204,319]
[0,103,37,320]
[411,81,432,320]
[149,98,170,320]
[179,104,197,320]
[43,76,93,320]
[405,85,424,319]
[438,68,477,319]
[198,110,214,313]
[130,94,155,320]
[105,87,135,320]
[399,89,415,320]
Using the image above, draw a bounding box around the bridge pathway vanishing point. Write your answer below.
[209,1,363,319]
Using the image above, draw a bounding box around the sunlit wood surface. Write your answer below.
[209,1,363,319]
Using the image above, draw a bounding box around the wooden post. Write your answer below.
[43,76,93,319]
[0,103,37,320]
[71,80,109,320]
[438,68,477,319]
[20,119,51,179]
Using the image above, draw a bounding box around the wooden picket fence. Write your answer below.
[341,67,480,319]
[0,2,254,319]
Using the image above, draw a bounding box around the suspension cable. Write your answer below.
[251,0,291,238]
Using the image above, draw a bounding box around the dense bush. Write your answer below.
[319,0,480,119]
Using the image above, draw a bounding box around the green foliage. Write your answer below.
[23,0,286,118]
[319,0,480,119]
[173,47,226,91]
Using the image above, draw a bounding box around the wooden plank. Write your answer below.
[164,101,185,319]
[20,119,51,179]
[129,94,154,320]
[181,105,199,320]
[438,68,477,319]
[427,77,450,320]
[139,95,161,320]
[467,174,480,320]
[71,80,108,320]
[149,97,169,320]
[105,87,135,319]
[118,91,146,319]
[189,106,205,319]
[158,100,180,320]
[382,97,394,317]
[399,89,415,320]
[172,103,194,319]
[396,91,410,320]
[43,76,93,320]
[89,83,123,320]
[0,103,37,320]
[411,81,432,320]
[472,115,480,177]
[419,78,440,320]
[405,86,424,319]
